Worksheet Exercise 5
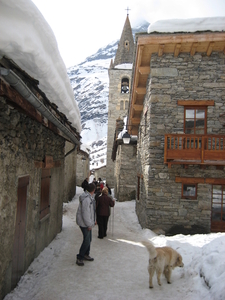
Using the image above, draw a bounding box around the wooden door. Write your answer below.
[211,184,225,232]
[11,176,29,288]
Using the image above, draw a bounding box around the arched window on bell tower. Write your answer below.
[125,40,130,51]
[121,77,129,93]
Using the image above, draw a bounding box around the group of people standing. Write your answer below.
[76,178,115,266]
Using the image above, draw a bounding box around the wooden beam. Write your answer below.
[135,87,146,94]
[130,117,141,125]
[205,178,225,185]
[177,100,215,106]
[190,42,198,56]
[137,32,225,46]
[137,173,143,179]
[138,66,150,75]
[207,42,214,56]
[175,177,205,184]
[133,104,143,111]
[0,78,42,123]
[158,44,164,56]
[174,43,181,57]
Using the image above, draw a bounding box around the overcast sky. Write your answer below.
[32,0,225,68]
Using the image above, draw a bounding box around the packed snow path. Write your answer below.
[4,187,225,300]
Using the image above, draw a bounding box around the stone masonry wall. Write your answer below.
[114,144,137,201]
[0,97,65,298]
[64,141,78,202]
[136,52,225,234]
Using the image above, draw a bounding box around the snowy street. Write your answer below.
[4,187,225,300]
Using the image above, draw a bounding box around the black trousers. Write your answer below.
[97,215,109,238]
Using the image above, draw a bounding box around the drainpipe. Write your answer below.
[0,68,80,146]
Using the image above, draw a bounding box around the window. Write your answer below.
[184,107,207,134]
[120,100,124,110]
[125,40,129,50]
[121,77,129,93]
[178,100,214,135]
[212,185,225,222]
[182,183,197,200]
[137,174,143,201]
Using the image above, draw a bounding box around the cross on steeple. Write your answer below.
[125,7,130,16]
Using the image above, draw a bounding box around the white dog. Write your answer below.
[141,240,184,288]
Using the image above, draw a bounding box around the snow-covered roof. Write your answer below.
[0,0,81,133]
[148,16,225,34]
[114,63,133,70]
[80,143,91,154]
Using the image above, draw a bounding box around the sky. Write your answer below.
[4,186,225,300]
[31,0,225,68]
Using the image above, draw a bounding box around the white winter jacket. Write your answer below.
[76,191,95,228]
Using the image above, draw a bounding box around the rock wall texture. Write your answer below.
[0,96,75,299]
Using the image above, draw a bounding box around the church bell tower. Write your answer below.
[106,13,134,188]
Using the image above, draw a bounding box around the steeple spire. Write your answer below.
[113,14,134,67]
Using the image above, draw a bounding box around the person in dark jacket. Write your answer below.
[92,178,98,187]
[96,187,115,239]
[106,183,111,195]
[95,183,102,200]
[94,183,102,224]
[81,178,88,191]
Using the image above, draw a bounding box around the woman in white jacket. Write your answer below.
[76,183,96,266]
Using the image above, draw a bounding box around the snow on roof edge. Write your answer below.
[0,0,81,133]
[114,63,133,70]
[147,16,225,34]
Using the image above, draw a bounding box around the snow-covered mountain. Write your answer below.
[67,21,150,168]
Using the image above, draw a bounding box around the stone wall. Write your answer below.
[76,151,90,187]
[114,144,137,201]
[94,166,106,184]
[106,68,132,188]
[136,52,225,234]
[0,97,67,298]
[64,141,78,202]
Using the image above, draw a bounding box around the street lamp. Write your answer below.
[122,131,131,144]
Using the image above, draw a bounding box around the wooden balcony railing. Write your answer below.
[164,134,225,167]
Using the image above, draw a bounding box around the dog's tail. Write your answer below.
[141,240,157,258]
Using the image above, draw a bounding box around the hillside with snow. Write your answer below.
[67,22,149,167]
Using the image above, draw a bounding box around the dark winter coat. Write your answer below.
[96,194,115,216]
[81,179,88,191]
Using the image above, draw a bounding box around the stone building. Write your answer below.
[0,2,81,298]
[76,145,90,187]
[127,17,225,234]
[106,14,134,188]
[92,166,107,184]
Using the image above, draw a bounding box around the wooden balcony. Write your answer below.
[164,134,225,168]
